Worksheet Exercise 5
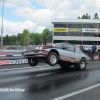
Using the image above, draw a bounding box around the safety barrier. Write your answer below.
[0,56,28,66]
[0,52,100,66]
[91,54,100,61]
[0,50,22,57]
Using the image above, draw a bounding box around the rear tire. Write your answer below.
[47,52,58,66]
[28,58,38,66]
[74,58,86,71]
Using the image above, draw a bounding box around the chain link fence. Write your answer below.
[0,42,33,50]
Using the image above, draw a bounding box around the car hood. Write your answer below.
[34,45,61,50]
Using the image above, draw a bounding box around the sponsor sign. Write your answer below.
[54,28,67,32]
[69,28,82,32]
[98,29,100,33]
[0,50,22,56]
[83,29,98,32]
[94,55,99,60]
[0,59,28,65]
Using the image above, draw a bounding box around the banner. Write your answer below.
[98,29,100,33]
[54,28,67,32]
[94,55,99,60]
[69,28,82,32]
[83,29,98,32]
[0,59,28,65]
[0,50,22,56]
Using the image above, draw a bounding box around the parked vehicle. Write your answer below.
[22,43,90,71]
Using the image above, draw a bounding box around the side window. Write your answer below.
[75,46,81,52]
[63,44,74,51]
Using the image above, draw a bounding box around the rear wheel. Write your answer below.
[74,58,86,71]
[28,58,38,66]
[47,52,58,66]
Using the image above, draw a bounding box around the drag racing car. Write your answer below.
[22,43,90,71]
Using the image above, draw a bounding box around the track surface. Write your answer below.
[0,61,100,100]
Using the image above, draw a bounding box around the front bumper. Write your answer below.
[22,50,48,58]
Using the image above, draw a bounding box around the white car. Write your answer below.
[22,43,90,71]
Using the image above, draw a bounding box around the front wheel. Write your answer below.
[28,58,38,66]
[74,58,86,71]
[47,52,58,66]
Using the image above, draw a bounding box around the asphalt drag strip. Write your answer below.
[0,61,100,100]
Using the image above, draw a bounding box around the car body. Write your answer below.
[22,43,90,71]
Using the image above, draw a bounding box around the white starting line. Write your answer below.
[52,83,100,100]
[0,65,50,72]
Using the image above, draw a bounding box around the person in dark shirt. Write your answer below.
[80,44,84,52]
[91,43,97,54]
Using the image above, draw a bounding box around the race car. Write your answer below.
[22,43,90,71]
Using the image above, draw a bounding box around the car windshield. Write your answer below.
[52,43,64,47]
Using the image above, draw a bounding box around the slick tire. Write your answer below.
[28,58,38,66]
[74,58,86,71]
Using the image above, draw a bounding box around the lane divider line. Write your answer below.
[52,83,100,100]
[0,65,50,72]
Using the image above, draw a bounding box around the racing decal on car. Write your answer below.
[76,59,80,62]
[61,55,76,62]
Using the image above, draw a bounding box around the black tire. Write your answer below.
[47,52,58,66]
[74,58,86,71]
[59,62,70,69]
[28,58,38,66]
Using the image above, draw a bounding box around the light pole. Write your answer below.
[1,0,4,49]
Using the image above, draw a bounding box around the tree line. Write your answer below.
[77,12,99,19]
[0,28,53,46]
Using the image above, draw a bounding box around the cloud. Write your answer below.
[0,0,35,8]
[36,0,100,19]
[1,0,100,36]
[13,7,53,28]
[36,26,46,33]
[0,17,45,36]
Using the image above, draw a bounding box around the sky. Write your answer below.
[0,0,100,36]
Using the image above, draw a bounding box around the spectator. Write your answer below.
[91,43,97,54]
[80,44,84,52]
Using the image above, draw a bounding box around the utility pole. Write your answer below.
[1,0,4,49]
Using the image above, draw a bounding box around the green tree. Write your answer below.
[77,16,81,19]
[33,33,41,45]
[42,28,50,45]
[17,33,22,46]
[22,29,29,45]
[77,13,91,19]
[93,13,99,19]
[29,33,36,45]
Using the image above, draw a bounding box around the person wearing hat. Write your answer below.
[91,43,97,54]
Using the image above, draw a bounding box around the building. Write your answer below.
[52,18,100,46]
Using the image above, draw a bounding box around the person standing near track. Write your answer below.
[91,43,97,54]
[80,44,84,52]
